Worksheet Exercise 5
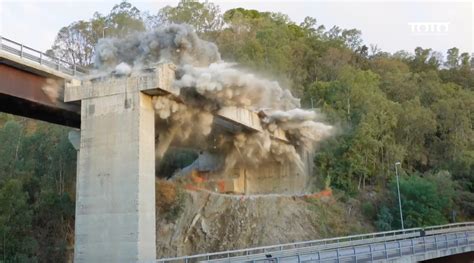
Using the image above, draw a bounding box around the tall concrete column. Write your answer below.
[65,64,175,262]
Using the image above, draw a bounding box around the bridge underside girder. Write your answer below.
[0,64,80,127]
[0,93,80,127]
[422,251,474,263]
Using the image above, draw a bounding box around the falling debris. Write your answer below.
[93,24,333,191]
[42,78,79,111]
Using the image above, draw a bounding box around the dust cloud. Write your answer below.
[42,78,79,111]
[93,24,333,175]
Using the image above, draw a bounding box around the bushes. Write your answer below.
[457,191,474,217]
[375,172,456,230]
[375,206,393,231]
[0,117,77,262]
[0,179,36,262]
[447,153,474,217]
[156,180,185,222]
[361,202,376,220]
[33,190,75,262]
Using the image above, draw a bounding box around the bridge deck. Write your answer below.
[0,36,88,79]
[156,222,474,263]
[0,36,83,127]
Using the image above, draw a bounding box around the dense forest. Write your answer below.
[0,0,473,261]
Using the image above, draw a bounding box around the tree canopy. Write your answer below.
[1,0,473,260]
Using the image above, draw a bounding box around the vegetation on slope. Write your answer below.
[0,116,75,262]
[0,0,473,261]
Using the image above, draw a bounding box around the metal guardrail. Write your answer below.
[0,36,88,77]
[156,222,474,262]
[272,231,473,263]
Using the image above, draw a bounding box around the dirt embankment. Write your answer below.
[156,186,373,258]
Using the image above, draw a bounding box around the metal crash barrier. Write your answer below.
[156,222,474,263]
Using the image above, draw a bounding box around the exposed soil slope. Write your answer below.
[156,189,373,257]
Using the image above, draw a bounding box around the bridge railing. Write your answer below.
[156,222,474,262]
[0,36,88,77]
[269,230,473,263]
[424,222,474,235]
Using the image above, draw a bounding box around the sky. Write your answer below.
[0,0,473,56]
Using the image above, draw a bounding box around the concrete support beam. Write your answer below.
[217,106,263,132]
[74,87,156,262]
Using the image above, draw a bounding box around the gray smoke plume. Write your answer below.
[153,96,214,159]
[93,24,333,177]
[174,63,299,110]
[263,109,333,151]
[94,24,220,71]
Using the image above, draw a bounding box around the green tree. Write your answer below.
[395,99,436,170]
[377,173,455,230]
[410,47,440,72]
[369,56,419,103]
[440,50,474,91]
[0,179,36,261]
[0,121,23,181]
[375,206,393,231]
[445,47,460,69]
[106,1,145,36]
[50,20,96,66]
[300,17,325,38]
[0,115,77,261]
[154,0,223,33]
[33,190,75,262]
[310,66,404,191]
[429,91,473,166]
[50,1,145,67]
[459,52,470,69]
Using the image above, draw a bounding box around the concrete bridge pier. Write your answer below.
[71,89,156,262]
[65,66,175,262]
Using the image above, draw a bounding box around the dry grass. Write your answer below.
[156,180,184,222]
[305,193,374,238]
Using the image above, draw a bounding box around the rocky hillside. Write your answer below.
[155,182,373,257]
